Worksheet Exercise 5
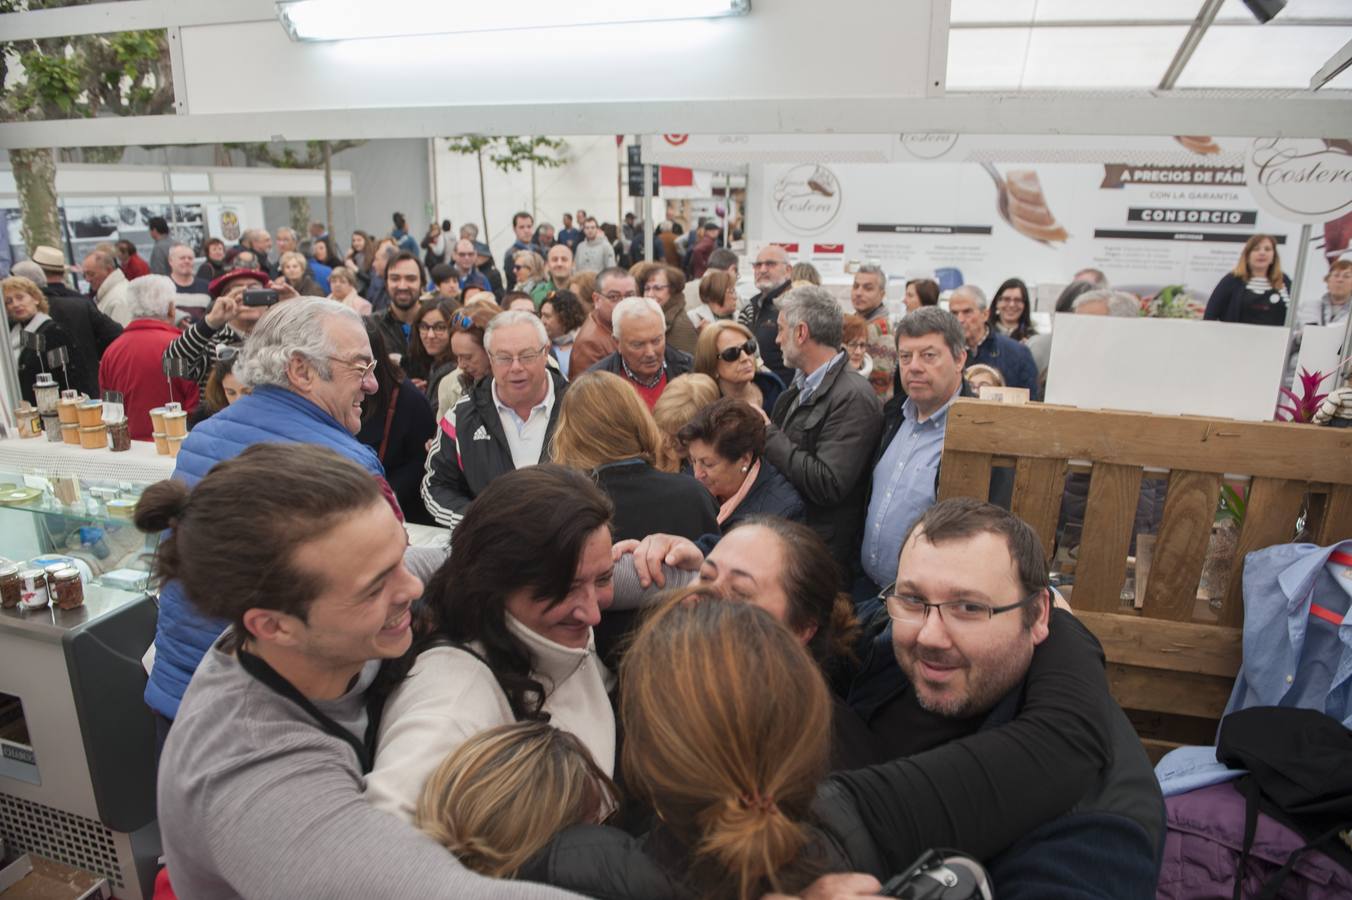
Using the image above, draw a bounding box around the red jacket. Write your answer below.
[121,254,151,281]
[99,319,200,439]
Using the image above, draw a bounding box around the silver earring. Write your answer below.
[740,465,749,472]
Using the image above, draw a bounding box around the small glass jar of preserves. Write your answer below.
[107,418,131,452]
[18,568,48,610]
[49,567,84,610]
[0,564,21,609]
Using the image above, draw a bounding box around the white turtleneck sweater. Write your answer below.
[364,615,615,824]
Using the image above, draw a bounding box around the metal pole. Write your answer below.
[1283,224,1313,386]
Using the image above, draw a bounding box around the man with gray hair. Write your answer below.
[1072,289,1140,318]
[1072,267,1109,289]
[767,285,883,572]
[422,310,566,529]
[98,275,201,439]
[588,296,692,408]
[739,244,795,384]
[851,263,897,399]
[146,296,403,737]
[946,284,1039,399]
[82,248,133,325]
[238,228,274,277]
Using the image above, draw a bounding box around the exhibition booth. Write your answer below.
[1,0,1350,896]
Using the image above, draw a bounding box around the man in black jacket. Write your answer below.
[738,244,794,384]
[847,499,1164,900]
[587,296,691,408]
[764,285,882,574]
[28,246,123,397]
[421,311,565,529]
[374,252,424,358]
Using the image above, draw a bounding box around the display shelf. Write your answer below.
[0,497,141,531]
[0,580,149,644]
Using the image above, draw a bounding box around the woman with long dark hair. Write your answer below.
[356,320,437,523]
[405,298,459,399]
[988,277,1036,343]
[365,465,618,824]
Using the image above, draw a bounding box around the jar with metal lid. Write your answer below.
[0,564,20,609]
[33,373,59,415]
[48,567,84,610]
[17,568,48,610]
[15,404,41,438]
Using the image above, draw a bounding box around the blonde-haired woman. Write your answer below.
[279,250,324,296]
[4,275,82,405]
[1203,233,1291,326]
[512,250,550,307]
[416,722,618,879]
[651,373,720,473]
[692,320,784,416]
[551,371,717,660]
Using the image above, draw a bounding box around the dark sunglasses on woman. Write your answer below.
[717,339,758,363]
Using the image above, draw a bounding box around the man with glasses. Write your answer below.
[147,298,404,745]
[374,252,426,358]
[587,296,692,408]
[451,239,493,295]
[422,311,566,529]
[738,244,795,384]
[569,266,634,379]
[849,498,1164,899]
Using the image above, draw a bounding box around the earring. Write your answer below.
[740,465,749,472]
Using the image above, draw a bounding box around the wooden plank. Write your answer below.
[1141,738,1184,766]
[1314,484,1352,545]
[1078,611,1242,678]
[1069,463,1141,613]
[942,400,1352,484]
[936,450,993,503]
[1126,709,1222,748]
[1219,477,1306,627]
[1140,471,1222,621]
[1106,663,1233,720]
[1011,456,1068,562]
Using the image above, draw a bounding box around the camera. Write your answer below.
[242,289,279,307]
[880,849,991,900]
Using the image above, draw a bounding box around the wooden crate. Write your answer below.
[937,400,1352,760]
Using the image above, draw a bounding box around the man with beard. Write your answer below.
[849,498,1164,900]
[374,252,425,357]
[738,244,794,385]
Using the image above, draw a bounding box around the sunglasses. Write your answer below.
[717,339,758,363]
[452,312,475,329]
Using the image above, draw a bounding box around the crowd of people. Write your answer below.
[5,206,1350,899]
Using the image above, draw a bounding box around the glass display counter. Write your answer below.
[0,471,161,899]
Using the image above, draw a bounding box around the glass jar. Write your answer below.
[49,567,84,610]
[107,418,131,452]
[57,390,83,424]
[0,564,20,609]
[42,414,63,442]
[33,373,59,415]
[15,404,41,438]
[18,568,48,610]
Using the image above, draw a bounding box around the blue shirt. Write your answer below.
[859,385,961,588]
[792,351,845,407]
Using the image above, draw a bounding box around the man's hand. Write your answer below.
[612,533,704,588]
[764,873,886,900]
[205,292,239,329]
[270,279,300,301]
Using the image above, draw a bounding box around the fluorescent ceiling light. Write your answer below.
[277,0,750,42]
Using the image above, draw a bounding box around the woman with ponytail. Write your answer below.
[521,589,1121,899]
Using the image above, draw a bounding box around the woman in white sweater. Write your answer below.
[365,465,617,823]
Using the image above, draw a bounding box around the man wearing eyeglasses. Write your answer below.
[849,498,1164,899]
[451,239,493,295]
[738,244,795,384]
[568,267,634,379]
[422,311,566,530]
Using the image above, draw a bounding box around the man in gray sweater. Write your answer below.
[153,443,576,900]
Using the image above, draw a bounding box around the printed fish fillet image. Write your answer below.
[1004,169,1069,243]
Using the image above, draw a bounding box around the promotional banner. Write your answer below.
[751,134,1350,313]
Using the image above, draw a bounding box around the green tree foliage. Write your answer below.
[445,136,568,238]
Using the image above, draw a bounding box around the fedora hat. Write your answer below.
[31,245,67,273]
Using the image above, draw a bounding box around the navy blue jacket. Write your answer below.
[968,329,1039,399]
[723,459,804,531]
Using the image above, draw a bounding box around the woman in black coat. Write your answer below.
[357,320,437,524]
[4,275,82,405]
[550,371,718,661]
[1204,233,1292,326]
[678,396,804,532]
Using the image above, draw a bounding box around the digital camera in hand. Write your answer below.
[880,850,992,900]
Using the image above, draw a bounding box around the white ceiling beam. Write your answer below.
[0,0,275,41]
[2,91,1349,150]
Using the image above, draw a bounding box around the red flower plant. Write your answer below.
[1276,368,1332,423]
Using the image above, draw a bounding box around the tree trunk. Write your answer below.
[289,196,310,235]
[12,147,61,253]
[323,141,334,242]
[477,148,490,242]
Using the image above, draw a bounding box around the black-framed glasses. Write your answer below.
[878,583,1041,628]
[489,345,548,367]
[717,339,758,363]
[417,322,450,334]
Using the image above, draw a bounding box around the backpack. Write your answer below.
[1216,706,1352,899]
